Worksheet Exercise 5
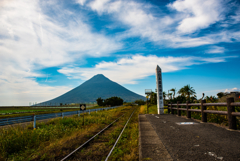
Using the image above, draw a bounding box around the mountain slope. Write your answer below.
[41,74,145,104]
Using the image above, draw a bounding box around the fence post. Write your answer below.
[177,101,181,116]
[186,101,191,118]
[201,100,207,122]
[89,109,90,114]
[171,102,173,114]
[78,111,80,117]
[33,114,36,129]
[62,112,64,119]
[227,97,236,130]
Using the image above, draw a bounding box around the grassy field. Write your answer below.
[0,104,168,161]
[0,107,98,119]
[107,106,139,160]
[139,104,168,114]
[0,109,58,114]
[0,105,139,160]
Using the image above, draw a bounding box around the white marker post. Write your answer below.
[156,65,164,114]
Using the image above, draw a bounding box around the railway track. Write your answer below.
[60,108,136,161]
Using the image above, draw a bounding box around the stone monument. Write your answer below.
[156,65,164,114]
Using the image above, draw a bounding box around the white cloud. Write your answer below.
[0,77,71,106]
[76,0,87,6]
[82,0,239,48]
[206,46,225,54]
[225,87,240,93]
[169,0,224,34]
[58,55,230,84]
[0,0,121,105]
[88,0,111,14]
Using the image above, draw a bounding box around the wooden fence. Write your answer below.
[167,97,240,130]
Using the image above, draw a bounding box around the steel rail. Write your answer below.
[60,112,127,161]
[105,109,136,161]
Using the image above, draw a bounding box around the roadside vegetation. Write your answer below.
[0,105,141,160]
[107,105,139,161]
[0,107,81,119]
[1,86,239,160]
[136,84,240,129]
[0,109,58,114]
[0,104,104,119]
[96,96,123,106]
[164,85,240,129]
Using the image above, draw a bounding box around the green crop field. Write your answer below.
[0,107,80,119]
[0,109,58,114]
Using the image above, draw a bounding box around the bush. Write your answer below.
[96,97,123,107]
[96,97,104,106]
[134,99,145,105]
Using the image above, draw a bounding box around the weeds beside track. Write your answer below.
[0,106,129,160]
[60,108,136,161]
[0,105,141,161]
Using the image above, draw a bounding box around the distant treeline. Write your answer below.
[96,97,123,106]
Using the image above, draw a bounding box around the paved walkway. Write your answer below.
[139,115,173,161]
[139,114,240,161]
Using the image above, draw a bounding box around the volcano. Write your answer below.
[41,74,145,104]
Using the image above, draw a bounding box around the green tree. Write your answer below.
[163,91,166,100]
[163,91,166,104]
[169,88,176,99]
[96,97,104,106]
[104,96,123,106]
[135,99,145,105]
[190,95,197,102]
[217,92,224,98]
[167,93,172,100]
[150,92,157,105]
[178,84,196,101]
[206,95,218,103]
[174,95,186,103]
[178,88,186,96]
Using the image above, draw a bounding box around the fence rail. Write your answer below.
[0,105,97,108]
[167,97,240,130]
[0,106,121,128]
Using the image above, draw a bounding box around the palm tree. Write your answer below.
[184,84,196,101]
[177,88,186,96]
[167,93,173,100]
[178,85,196,101]
[169,88,176,99]
[217,92,224,98]
[163,91,166,102]
[163,91,166,100]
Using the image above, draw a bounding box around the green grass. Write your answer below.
[0,109,57,114]
[0,104,174,160]
[0,108,77,119]
[0,106,130,160]
[107,106,139,161]
[139,104,168,114]
[0,106,104,119]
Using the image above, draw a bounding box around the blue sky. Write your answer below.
[0,0,240,105]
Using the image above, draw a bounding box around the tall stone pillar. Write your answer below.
[156,65,164,114]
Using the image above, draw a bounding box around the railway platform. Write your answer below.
[139,114,240,161]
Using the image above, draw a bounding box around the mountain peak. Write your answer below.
[93,74,106,78]
[88,74,110,83]
[41,74,145,104]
